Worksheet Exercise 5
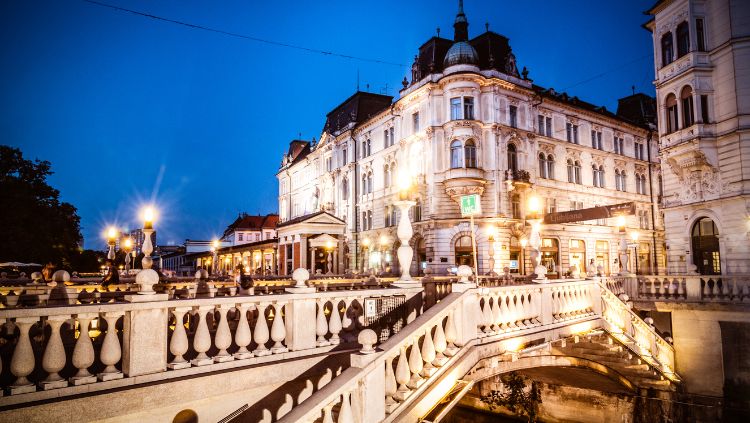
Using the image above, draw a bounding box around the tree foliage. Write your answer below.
[0,145,82,268]
[481,371,543,422]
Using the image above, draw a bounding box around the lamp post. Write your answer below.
[134,206,158,295]
[393,174,418,287]
[106,227,117,261]
[520,237,528,276]
[325,240,334,275]
[630,231,640,275]
[616,215,632,276]
[526,195,547,281]
[487,234,496,276]
[362,237,371,273]
[123,238,133,274]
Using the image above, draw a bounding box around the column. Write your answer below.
[310,247,317,274]
[299,235,308,271]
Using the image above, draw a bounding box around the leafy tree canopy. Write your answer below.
[0,145,83,268]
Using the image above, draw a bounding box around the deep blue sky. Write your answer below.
[1,0,656,249]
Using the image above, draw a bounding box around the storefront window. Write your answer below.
[541,238,559,277]
[569,239,586,274]
[595,240,610,276]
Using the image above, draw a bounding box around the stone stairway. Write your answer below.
[552,331,675,391]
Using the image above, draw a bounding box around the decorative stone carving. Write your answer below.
[538,143,554,155]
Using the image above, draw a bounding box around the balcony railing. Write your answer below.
[609,274,750,304]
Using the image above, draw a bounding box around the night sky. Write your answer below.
[0,0,655,249]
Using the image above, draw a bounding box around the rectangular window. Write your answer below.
[509,105,518,128]
[255,233,260,241]
[696,18,706,51]
[326,157,332,172]
[546,118,552,137]
[238,233,243,241]
[700,95,709,123]
[683,96,695,127]
[538,115,545,134]
[546,198,557,214]
[667,104,679,132]
[412,112,420,133]
[450,97,461,120]
[591,130,602,150]
[384,128,389,148]
[464,97,475,120]
[342,148,348,165]
[539,115,552,136]
[635,142,645,160]
[389,127,395,146]
[566,123,578,143]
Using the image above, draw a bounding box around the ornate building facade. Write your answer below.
[646,0,750,274]
[277,3,665,277]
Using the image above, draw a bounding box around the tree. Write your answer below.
[481,371,543,422]
[0,145,82,268]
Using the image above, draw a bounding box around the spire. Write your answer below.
[453,0,469,41]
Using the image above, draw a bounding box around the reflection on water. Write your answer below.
[442,405,522,423]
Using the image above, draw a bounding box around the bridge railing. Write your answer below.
[279,279,618,423]
[606,274,750,304]
[0,283,422,404]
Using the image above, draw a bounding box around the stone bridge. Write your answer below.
[0,275,678,422]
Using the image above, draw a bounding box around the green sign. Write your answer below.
[460,194,481,217]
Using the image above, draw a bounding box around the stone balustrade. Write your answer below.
[609,274,750,304]
[0,284,422,405]
[279,279,656,423]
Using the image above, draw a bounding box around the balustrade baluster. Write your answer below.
[40,315,68,389]
[407,338,424,389]
[316,299,330,347]
[10,317,38,394]
[168,307,191,369]
[394,346,411,401]
[270,302,288,353]
[510,293,522,328]
[253,303,271,356]
[321,403,334,423]
[432,320,448,366]
[70,314,98,385]
[233,303,253,359]
[337,391,354,423]
[730,278,739,301]
[498,293,510,330]
[720,279,730,299]
[420,328,437,377]
[328,300,343,345]
[384,355,398,412]
[190,306,213,366]
[214,305,234,363]
[444,310,458,355]
[490,294,501,332]
[481,296,492,334]
[98,311,124,381]
[521,292,533,325]
[341,298,354,334]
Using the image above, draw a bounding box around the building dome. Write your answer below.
[443,41,479,68]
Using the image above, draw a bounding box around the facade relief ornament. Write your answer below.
[538,142,554,155]
[445,185,485,200]
[666,150,723,204]
[565,148,582,161]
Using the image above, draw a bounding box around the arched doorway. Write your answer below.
[691,217,721,275]
[455,235,474,267]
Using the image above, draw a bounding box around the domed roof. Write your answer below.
[443,41,479,68]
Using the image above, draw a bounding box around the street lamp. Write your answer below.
[630,231,640,275]
[394,173,418,286]
[106,227,117,260]
[325,239,335,275]
[616,215,631,276]
[123,238,133,274]
[135,206,158,294]
[526,195,547,281]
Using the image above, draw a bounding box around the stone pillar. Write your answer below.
[452,283,478,346]
[284,297,317,351]
[310,247,317,274]
[122,306,168,377]
[299,235,308,271]
[353,362,386,423]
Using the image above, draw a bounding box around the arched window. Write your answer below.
[367,171,373,194]
[383,164,391,188]
[362,174,367,194]
[567,159,574,183]
[384,205,392,227]
[465,140,477,168]
[341,178,349,200]
[598,165,605,188]
[455,235,475,267]
[681,86,695,128]
[539,153,547,178]
[661,31,674,66]
[666,94,679,132]
[691,217,721,275]
[676,21,690,57]
[546,154,555,179]
[450,140,463,169]
[620,171,627,192]
[574,161,582,184]
[507,144,518,172]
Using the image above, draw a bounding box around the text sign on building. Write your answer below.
[543,202,636,224]
[460,194,481,217]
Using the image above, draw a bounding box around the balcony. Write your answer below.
[443,167,487,200]
[657,51,711,85]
